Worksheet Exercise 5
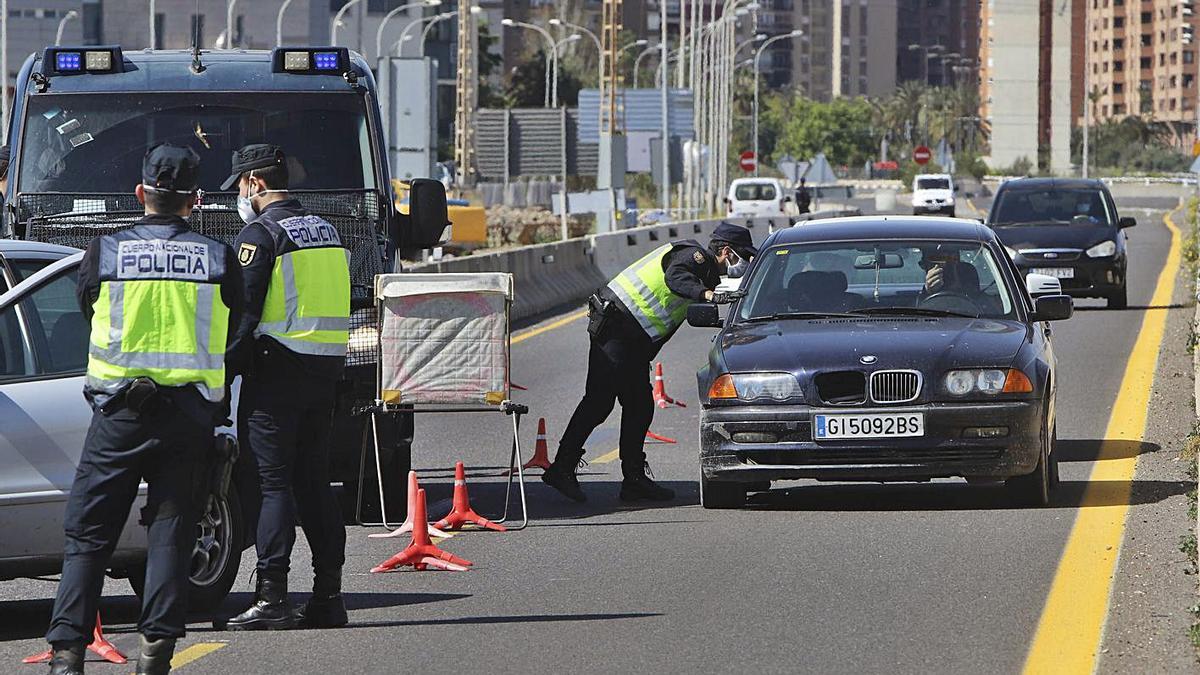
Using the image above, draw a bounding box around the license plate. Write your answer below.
[814,413,924,439]
[1030,267,1074,279]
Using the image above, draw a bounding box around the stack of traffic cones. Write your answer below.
[368,471,451,540]
[435,462,507,532]
[652,362,686,409]
[507,417,552,475]
[371,487,472,573]
[23,612,126,665]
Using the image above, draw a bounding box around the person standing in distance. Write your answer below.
[542,222,757,503]
[222,145,351,631]
[45,144,243,675]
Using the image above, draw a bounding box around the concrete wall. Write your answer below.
[984,0,1041,169]
[1048,2,1073,174]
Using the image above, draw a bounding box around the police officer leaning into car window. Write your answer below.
[45,144,243,675]
[220,144,352,631]
[542,222,757,503]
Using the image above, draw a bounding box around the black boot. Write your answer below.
[226,573,296,631]
[135,636,176,675]
[620,469,675,502]
[296,572,348,628]
[47,642,84,675]
[542,451,587,503]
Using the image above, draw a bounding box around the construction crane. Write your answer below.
[599,0,623,135]
[454,0,476,189]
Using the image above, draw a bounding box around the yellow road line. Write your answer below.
[170,642,227,670]
[1021,208,1181,674]
[593,447,620,464]
[964,198,982,217]
[511,309,587,345]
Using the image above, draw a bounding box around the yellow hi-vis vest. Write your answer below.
[606,243,694,342]
[253,213,350,357]
[87,229,231,404]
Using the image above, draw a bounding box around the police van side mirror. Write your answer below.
[396,178,451,249]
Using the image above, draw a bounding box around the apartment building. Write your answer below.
[896,0,980,87]
[1086,0,1199,129]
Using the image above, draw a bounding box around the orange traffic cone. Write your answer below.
[370,488,472,572]
[23,612,127,665]
[506,417,552,475]
[368,471,452,539]
[652,362,686,409]
[646,430,677,444]
[436,462,507,532]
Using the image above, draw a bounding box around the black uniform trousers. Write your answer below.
[559,330,655,480]
[47,403,206,644]
[238,356,345,579]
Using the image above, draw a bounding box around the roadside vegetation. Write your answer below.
[1184,198,1200,659]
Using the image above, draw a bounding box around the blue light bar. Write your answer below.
[313,52,340,71]
[56,52,82,72]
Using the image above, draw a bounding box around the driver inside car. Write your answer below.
[919,252,997,314]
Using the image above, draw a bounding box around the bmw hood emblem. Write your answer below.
[860,355,878,365]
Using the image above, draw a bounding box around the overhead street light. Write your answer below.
[503,18,558,108]
[617,38,649,61]
[421,9,469,57]
[226,0,240,49]
[394,10,455,57]
[753,30,804,177]
[633,43,661,87]
[548,17,603,95]
[375,0,442,60]
[56,9,78,47]
[331,0,367,48]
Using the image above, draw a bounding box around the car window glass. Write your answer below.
[0,302,31,379]
[916,178,950,190]
[19,268,87,376]
[734,183,776,201]
[11,258,53,282]
[992,189,1113,227]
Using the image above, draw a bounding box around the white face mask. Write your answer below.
[237,173,276,224]
[727,250,749,278]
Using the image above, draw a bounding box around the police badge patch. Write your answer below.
[238,243,258,266]
[693,250,705,264]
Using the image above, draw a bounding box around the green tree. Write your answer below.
[771,95,878,168]
[504,49,584,108]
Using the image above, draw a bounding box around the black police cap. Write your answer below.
[711,221,758,259]
[142,143,201,193]
[220,144,285,190]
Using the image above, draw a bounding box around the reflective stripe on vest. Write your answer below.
[87,279,229,403]
[254,245,351,357]
[605,243,693,341]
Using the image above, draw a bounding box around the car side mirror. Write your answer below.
[1118,216,1137,229]
[1025,272,1062,298]
[395,178,451,249]
[1031,294,1073,322]
[687,303,722,328]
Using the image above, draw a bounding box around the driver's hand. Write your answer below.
[925,266,945,293]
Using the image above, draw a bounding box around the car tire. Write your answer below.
[1048,424,1060,489]
[129,488,245,613]
[699,470,746,509]
[1106,285,1128,310]
[1005,417,1052,507]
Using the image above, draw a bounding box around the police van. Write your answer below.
[0,45,447,608]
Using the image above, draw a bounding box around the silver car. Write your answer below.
[0,244,244,610]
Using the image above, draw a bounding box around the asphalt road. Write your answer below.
[0,195,1190,674]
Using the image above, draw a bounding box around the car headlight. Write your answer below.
[708,372,803,402]
[944,369,1033,396]
[1086,240,1117,258]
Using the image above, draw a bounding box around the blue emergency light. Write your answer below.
[313,52,340,70]
[272,47,350,75]
[43,47,124,75]
[55,52,81,71]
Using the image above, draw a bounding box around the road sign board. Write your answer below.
[739,150,756,172]
[913,146,932,165]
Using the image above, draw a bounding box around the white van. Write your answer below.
[726,178,790,217]
[912,173,956,216]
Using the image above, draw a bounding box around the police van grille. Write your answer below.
[19,190,386,366]
[869,370,921,404]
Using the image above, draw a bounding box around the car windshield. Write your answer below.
[734,183,777,201]
[916,177,950,190]
[991,188,1113,227]
[18,93,376,193]
[736,240,1017,321]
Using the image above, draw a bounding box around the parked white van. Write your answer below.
[912,173,956,216]
[726,178,790,217]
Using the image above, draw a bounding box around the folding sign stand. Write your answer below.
[354,273,530,531]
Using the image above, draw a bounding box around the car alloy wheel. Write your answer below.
[191,495,233,588]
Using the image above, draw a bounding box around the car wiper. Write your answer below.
[740,311,861,323]
[849,307,979,319]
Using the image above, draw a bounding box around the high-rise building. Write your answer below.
[1085,0,1199,132]
[896,0,980,87]
[787,0,898,101]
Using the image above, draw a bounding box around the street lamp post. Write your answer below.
[394,10,454,57]
[502,19,558,108]
[633,43,660,87]
[226,0,239,49]
[548,18,602,92]
[332,0,367,47]
[276,0,294,47]
[754,30,804,177]
[375,0,441,60]
[55,9,78,47]
[420,11,459,57]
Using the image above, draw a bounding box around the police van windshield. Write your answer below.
[18,93,376,194]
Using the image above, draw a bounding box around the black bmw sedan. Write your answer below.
[688,217,1073,509]
[986,178,1135,308]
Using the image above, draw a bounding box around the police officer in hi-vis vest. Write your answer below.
[543,222,757,503]
[46,144,243,675]
[221,145,351,631]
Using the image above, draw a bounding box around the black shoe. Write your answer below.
[620,474,675,502]
[47,642,84,675]
[135,636,176,675]
[542,457,587,503]
[296,593,348,628]
[226,574,296,631]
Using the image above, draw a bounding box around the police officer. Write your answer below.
[542,222,757,503]
[45,144,243,675]
[222,145,351,630]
